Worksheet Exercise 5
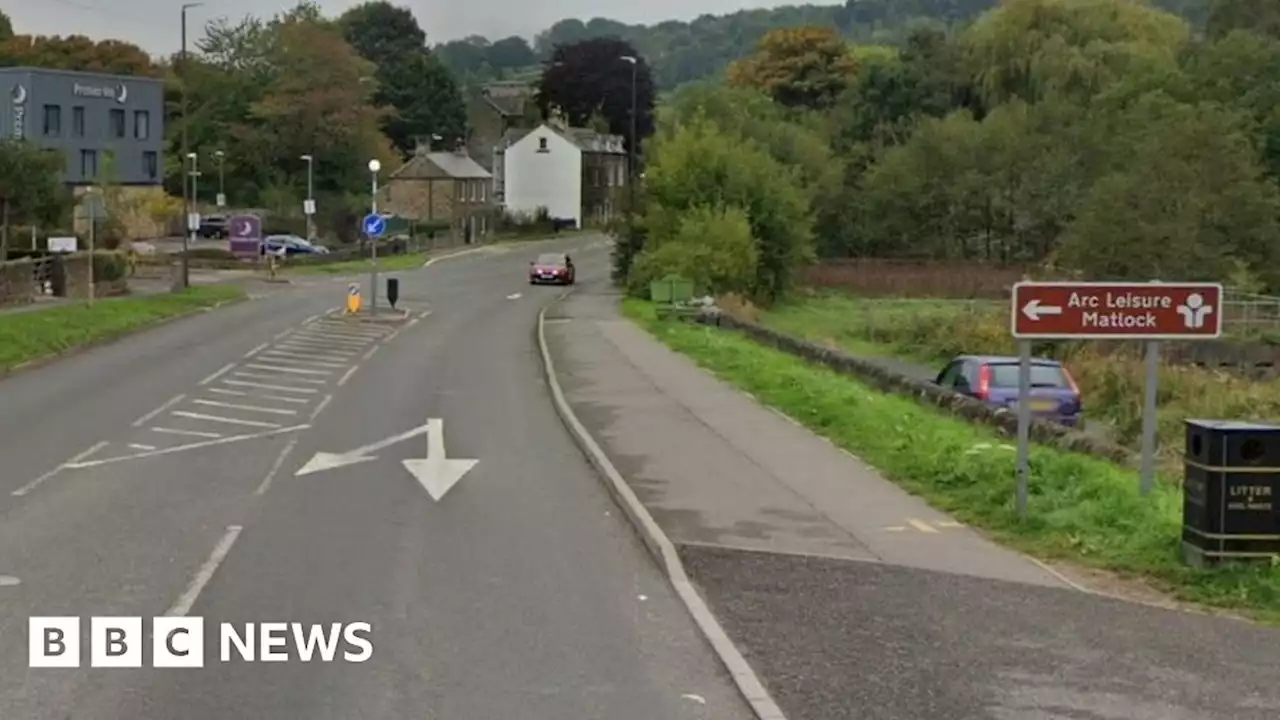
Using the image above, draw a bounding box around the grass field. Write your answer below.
[0,285,246,373]
[752,292,1280,471]
[623,298,1280,621]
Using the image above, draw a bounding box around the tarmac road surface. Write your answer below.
[0,236,752,719]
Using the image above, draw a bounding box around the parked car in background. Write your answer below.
[933,354,1082,427]
[262,234,329,256]
[529,253,575,285]
[197,215,228,239]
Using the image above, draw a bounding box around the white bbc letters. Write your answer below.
[153,617,205,668]
[29,617,80,668]
[91,617,143,667]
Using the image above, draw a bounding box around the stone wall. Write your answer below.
[0,259,36,306]
[695,309,1137,467]
[71,185,172,241]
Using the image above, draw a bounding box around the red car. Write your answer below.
[529,252,575,285]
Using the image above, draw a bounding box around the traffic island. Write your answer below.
[338,307,412,325]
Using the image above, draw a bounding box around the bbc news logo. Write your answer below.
[29,617,373,668]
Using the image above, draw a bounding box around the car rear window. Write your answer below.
[988,363,1070,388]
[536,254,564,265]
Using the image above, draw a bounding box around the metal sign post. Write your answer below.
[1016,340,1031,518]
[76,192,107,306]
[362,211,386,317]
[1009,281,1223,509]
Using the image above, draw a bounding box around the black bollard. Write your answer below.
[386,277,399,309]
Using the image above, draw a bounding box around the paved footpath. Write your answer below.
[545,284,1280,720]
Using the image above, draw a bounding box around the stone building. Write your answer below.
[379,142,496,245]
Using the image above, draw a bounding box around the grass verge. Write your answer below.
[284,251,438,276]
[622,298,1280,621]
[0,285,246,373]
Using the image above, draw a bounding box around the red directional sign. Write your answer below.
[1010,282,1223,339]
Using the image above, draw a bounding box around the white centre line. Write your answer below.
[12,441,110,497]
[255,438,298,496]
[171,411,283,429]
[223,379,318,394]
[153,427,223,438]
[131,394,186,427]
[199,363,237,386]
[128,443,157,450]
[193,399,299,416]
[166,525,243,617]
[337,365,361,387]
[242,342,269,359]
[257,352,348,368]
[232,371,328,385]
[308,394,333,422]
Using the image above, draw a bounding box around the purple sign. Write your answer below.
[227,214,263,258]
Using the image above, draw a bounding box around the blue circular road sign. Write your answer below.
[363,213,386,237]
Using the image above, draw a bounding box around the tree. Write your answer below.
[963,0,1190,107]
[339,1,465,155]
[0,140,66,258]
[629,204,758,297]
[726,27,857,109]
[642,118,813,302]
[0,34,156,75]
[487,36,537,69]
[1207,0,1280,40]
[0,11,12,42]
[536,37,656,152]
[1183,29,1280,183]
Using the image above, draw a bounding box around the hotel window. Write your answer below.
[109,109,126,138]
[72,106,85,137]
[80,149,98,179]
[143,151,157,180]
[42,105,61,136]
[134,110,150,140]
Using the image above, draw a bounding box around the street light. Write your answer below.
[187,151,199,258]
[368,158,381,316]
[300,154,314,241]
[179,1,203,289]
[214,150,225,208]
[620,55,639,235]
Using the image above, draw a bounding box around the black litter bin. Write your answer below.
[1182,419,1280,566]
[386,277,399,309]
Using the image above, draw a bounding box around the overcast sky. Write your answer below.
[4,0,791,56]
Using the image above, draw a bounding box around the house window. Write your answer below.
[72,106,85,137]
[109,109,125,138]
[134,110,150,140]
[537,137,548,152]
[42,105,61,136]
[80,149,98,178]
[143,151,157,180]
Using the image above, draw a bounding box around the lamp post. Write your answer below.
[368,158,381,316]
[214,150,225,208]
[179,2,203,288]
[620,55,638,233]
[187,151,199,257]
[300,154,314,241]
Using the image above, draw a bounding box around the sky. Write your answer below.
[3,0,787,56]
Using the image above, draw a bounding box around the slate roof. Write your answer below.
[390,150,492,180]
[496,124,626,154]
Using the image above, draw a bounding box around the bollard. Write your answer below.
[386,277,399,309]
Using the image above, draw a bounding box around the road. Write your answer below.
[0,236,752,719]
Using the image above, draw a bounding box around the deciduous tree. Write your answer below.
[0,34,156,75]
[0,140,67,258]
[339,1,465,156]
[726,26,857,109]
[536,37,656,152]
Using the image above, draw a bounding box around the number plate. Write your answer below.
[1030,399,1056,412]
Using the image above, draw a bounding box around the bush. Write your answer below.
[179,247,238,261]
[627,204,758,298]
[90,251,129,282]
[499,207,555,236]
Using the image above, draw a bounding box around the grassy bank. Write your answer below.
[0,285,246,373]
[754,293,1280,470]
[285,250,438,275]
[623,298,1280,621]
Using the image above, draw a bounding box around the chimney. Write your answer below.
[454,137,466,156]
[413,137,431,156]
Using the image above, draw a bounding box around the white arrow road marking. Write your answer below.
[507,293,522,300]
[295,424,431,476]
[402,418,478,502]
[1021,299,1063,321]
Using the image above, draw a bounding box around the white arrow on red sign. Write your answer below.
[1021,299,1062,321]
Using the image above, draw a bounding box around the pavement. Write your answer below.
[544,282,1280,720]
[0,235,753,719]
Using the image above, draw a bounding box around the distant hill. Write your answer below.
[435,0,1212,90]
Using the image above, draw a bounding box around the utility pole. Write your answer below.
[301,154,314,241]
[179,2,203,289]
[214,150,225,208]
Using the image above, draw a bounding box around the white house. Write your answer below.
[497,117,628,229]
